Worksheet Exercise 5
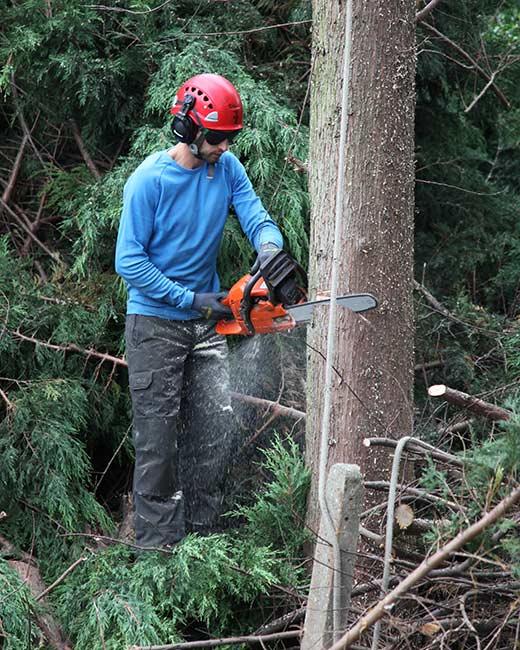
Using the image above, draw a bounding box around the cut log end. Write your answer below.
[428,384,447,397]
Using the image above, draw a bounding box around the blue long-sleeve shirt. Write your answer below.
[115,149,283,320]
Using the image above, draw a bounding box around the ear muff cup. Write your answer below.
[171,113,198,144]
[171,94,199,144]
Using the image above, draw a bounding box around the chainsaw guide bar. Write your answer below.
[286,293,378,323]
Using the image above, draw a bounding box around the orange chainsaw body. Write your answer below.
[216,273,306,336]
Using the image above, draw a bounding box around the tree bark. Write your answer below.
[305,0,416,530]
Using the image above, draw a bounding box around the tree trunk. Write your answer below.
[305,0,416,531]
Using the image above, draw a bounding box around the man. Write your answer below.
[115,73,283,549]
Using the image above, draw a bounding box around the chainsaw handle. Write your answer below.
[250,257,261,275]
[240,267,262,334]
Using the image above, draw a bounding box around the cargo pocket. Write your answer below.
[129,370,153,417]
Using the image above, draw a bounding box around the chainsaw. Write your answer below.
[216,250,378,336]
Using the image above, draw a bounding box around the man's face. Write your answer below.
[195,129,240,163]
[197,137,230,164]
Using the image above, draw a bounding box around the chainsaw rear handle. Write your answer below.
[239,266,262,334]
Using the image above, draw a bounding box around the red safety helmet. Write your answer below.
[170,74,243,142]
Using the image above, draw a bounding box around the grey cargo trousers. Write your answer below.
[125,314,235,548]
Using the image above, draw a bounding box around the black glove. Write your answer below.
[257,241,281,267]
[192,292,233,320]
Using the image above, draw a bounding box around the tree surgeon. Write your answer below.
[115,73,283,549]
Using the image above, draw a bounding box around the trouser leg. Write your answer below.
[125,315,191,548]
[178,321,236,535]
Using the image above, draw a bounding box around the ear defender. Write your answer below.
[171,94,197,144]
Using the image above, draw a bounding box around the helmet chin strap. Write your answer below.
[188,126,207,159]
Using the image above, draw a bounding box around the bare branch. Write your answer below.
[127,630,301,650]
[414,280,501,335]
[157,20,311,41]
[465,69,499,113]
[415,178,505,196]
[86,0,178,15]
[415,359,444,372]
[35,556,88,601]
[415,0,442,23]
[0,387,14,411]
[69,120,101,180]
[420,22,511,110]
[230,391,305,421]
[20,192,48,257]
[363,436,464,467]
[414,279,454,319]
[0,197,61,262]
[13,329,127,367]
[286,155,309,173]
[364,481,460,509]
[1,134,28,204]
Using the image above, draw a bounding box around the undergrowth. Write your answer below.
[0,435,309,650]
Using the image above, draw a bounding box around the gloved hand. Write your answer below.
[192,292,233,320]
[257,241,281,267]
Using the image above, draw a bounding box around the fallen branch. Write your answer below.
[127,629,301,650]
[230,391,305,421]
[254,608,306,635]
[328,484,520,650]
[440,418,474,435]
[415,359,444,372]
[363,436,464,467]
[364,481,459,509]
[428,384,511,421]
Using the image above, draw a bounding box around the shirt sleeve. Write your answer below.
[114,170,195,309]
[230,157,283,252]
